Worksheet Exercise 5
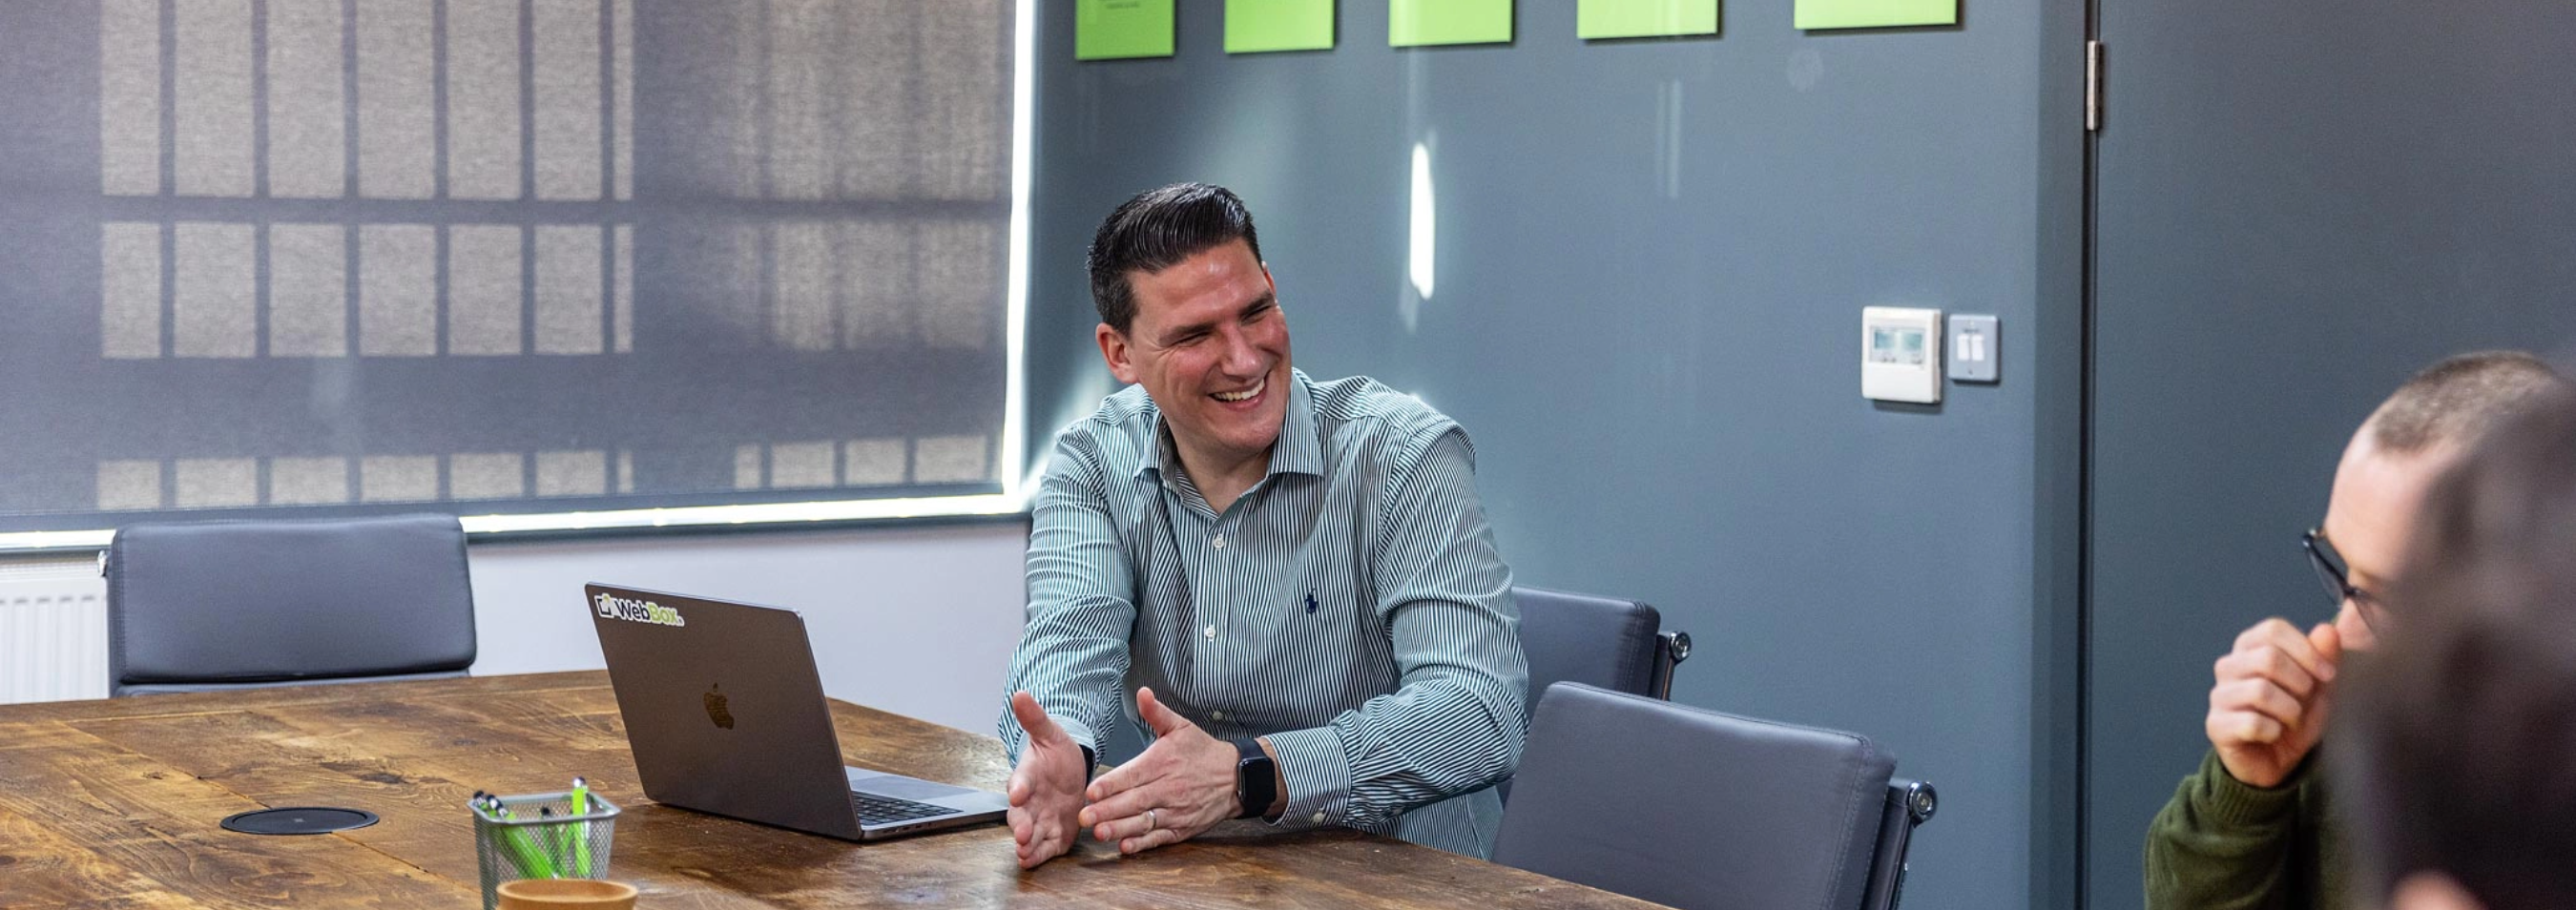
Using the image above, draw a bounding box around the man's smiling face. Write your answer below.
[1096,238,1291,473]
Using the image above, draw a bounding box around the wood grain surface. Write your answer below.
[0,672,1660,909]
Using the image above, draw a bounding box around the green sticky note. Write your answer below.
[1794,0,1955,30]
[1228,0,1334,52]
[1578,0,1718,38]
[1077,0,1174,60]
[1390,0,1512,47]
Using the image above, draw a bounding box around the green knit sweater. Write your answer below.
[2144,748,2350,910]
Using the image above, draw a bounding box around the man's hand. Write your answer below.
[1079,688,1239,856]
[1006,691,1088,869]
[2206,618,2343,788]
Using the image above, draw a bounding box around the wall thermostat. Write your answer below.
[1861,306,1942,404]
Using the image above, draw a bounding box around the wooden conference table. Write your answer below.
[0,672,1655,908]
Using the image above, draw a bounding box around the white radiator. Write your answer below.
[0,554,111,704]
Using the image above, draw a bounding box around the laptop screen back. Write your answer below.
[586,585,861,839]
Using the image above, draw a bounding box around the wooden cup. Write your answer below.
[495,879,639,910]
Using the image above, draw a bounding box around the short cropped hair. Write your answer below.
[1086,183,1263,336]
[2365,350,2567,454]
[2342,383,2576,910]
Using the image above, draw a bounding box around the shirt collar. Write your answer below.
[1134,369,1324,482]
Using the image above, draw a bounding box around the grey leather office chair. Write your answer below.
[1514,586,1691,700]
[106,513,477,696]
[1493,682,1938,910]
[1501,587,1691,803]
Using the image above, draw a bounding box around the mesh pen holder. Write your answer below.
[472,791,621,910]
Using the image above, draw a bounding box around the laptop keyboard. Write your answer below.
[852,792,952,826]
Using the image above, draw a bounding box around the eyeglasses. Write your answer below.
[2302,527,2389,633]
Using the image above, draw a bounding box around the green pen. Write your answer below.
[569,776,592,877]
[483,796,559,879]
[511,804,560,879]
[539,807,567,873]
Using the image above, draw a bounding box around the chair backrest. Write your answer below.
[1494,682,1931,910]
[1504,587,1690,803]
[1514,587,1665,703]
[107,513,477,696]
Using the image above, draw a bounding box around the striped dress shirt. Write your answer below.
[1000,370,1527,857]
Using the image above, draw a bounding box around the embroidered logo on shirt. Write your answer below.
[1304,591,1319,614]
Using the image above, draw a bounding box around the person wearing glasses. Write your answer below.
[2337,381,2576,910]
[2144,351,2569,910]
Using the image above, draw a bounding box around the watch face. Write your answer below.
[1234,738,1276,818]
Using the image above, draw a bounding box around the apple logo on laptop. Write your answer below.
[703,684,735,730]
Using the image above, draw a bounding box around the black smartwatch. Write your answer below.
[1233,737,1278,820]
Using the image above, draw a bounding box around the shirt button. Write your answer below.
[1210,710,1226,721]
[1213,533,1226,549]
[1203,624,1216,640]
[1311,812,1326,824]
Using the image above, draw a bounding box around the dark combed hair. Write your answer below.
[2367,350,2567,454]
[1085,183,1262,335]
[2340,380,2576,910]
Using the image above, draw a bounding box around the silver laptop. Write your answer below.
[585,584,1008,841]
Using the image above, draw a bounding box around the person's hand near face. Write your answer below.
[2206,617,2343,788]
[2203,436,2441,788]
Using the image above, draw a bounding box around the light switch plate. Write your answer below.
[1861,306,1942,403]
[1947,314,1999,383]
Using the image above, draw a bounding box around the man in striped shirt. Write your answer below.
[1000,183,1527,868]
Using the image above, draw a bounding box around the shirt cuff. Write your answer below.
[1263,726,1352,830]
[1008,712,1101,767]
[2192,749,2306,828]
[1053,714,1101,760]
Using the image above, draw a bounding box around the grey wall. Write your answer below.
[2084,0,2576,904]
[467,520,1028,734]
[1028,5,2084,910]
